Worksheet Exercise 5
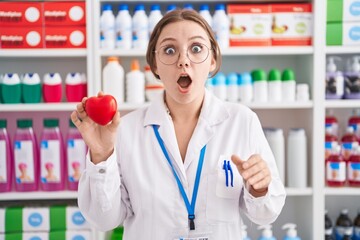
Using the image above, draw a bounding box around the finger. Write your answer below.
[251,175,271,190]
[76,102,89,121]
[97,91,104,97]
[107,111,121,132]
[231,155,246,174]
[242,160,267,181]
[243,154,262,169]
[247,168,270,187]
[70,111,82,128]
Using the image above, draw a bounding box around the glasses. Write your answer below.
[154,43,211,65]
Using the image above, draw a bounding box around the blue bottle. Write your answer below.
[282,223,301,240]
[257,225,277,240]
[241,225,251,240]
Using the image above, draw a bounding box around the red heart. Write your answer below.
[85,95,117,125]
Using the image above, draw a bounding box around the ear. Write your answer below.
[209,55,216,73]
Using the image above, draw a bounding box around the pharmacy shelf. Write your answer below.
[246,101,313,109]
[0,103,78,112]
[0,191,77,201]
[326,46,360,55]
[286,187,313,196]
[324,187,360,196]
[0,49,88,58]
[325,100,360,109]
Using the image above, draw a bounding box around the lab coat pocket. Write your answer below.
[206,155,242,222]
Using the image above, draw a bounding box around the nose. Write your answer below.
[176,49,190,68]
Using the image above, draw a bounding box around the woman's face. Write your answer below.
[154,20,216,105]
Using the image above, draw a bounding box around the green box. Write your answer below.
[326,22,343,45]
[327,0,343,22]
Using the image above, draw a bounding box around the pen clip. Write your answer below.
[223,160,228,187]
[227,160,234,187]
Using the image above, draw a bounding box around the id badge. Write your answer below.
[171,224,213,240]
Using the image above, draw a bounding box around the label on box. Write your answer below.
[271,3,313,46]
[43,2,86,26]
[228,4,271,46]
[23,232,49,240]
[344,0,360,22]
[0,2,43,27]
[343,22,360,45]
[44,27,86,48]
[66,230,91,240]
[0,27,43,49]
[66,206,89,230]
[23,207,49,232]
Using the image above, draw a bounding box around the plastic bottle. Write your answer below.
[212,72,227,101]
[126,59,145,104]
[264,128,285,184]
[241,225,251,240]
[296,83,310,101]
[326,143,346,187]
[115,4,132,49]
[40,118,65,191]
[1,73,21,103]
[347,145,360,186]
[43,73,62,103]
[342,228,352,240]
[287,128,307,188]
[132,4,149,49]
[282,69,296,102]
[335,209,353,240]
[268,69,282,102]
[100,4,115,49]
[325,126,338,160]
[344,56,360,99]
[0,119,12,192]
[0,74,3,103]
[22,73,41,103]
[354,209,360,240]
[14,119,39,192]
[257,225,277,240]
[148,4,163,37]
[102,56,125,104]
[326,56,344,99]
[183,4,194,11]
[166,4,177,13]
[282,223,301,240]
[326,110,339,137]
[238,72,253,102]
[67,119,87,191]
[144,65,164,102]
[226,72,238,102]
[348,109,360,139]
[341,126,358,161]
[65,72,83,102]
[325,210,335,240]
[199,4,213,28]
[212,4,229,49]
[252,69,268,103]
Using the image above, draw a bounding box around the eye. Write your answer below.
[164,47,176,55]
[191,44,203,54]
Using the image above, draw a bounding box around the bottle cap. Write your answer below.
[102,4,112,11]
[268,69,281,81]
[257,225,273,238]
[282,223,297,237]
[17,119,33,128]
[131,59,140,71]
[0,119,7,128]
[118,4,129,11]
[212,72,226,86]
[238,72,252,85]
[151,4,161,11]
[107,56,119,63]
[135,4,145,12]
[184,3,193,10]
[282,69,295,81]
[226,72,238,86]
[166,4,177,12]
[199,4,210,11]
[215,4,226,11]
[251,69,267,82]
[44,118,59,128]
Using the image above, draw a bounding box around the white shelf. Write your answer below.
[0,49,87,58]
[0,103,78,112]
[246,101,313,109]
[286,187,313,196]
[326,46,360,55]
[325,187,360,196]
[0,191,77,201]
[325,100,360,108]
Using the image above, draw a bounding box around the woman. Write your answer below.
[71,9,286,239]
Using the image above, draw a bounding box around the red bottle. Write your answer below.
[341,126,359,161]
[326,111,339,137]
[325,126,338,160]
[348,145,360,187]
[326,144,346,187]
[348,109,360,140]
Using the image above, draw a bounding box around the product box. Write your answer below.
[66,206,90,230]
[0,2,43,27]
[327,21,360,45]
[327,0,360,22]
[270,3,313,46]
[0,209,4,233]
[0,232,48,240]
[43,2,86,26]
[50,230,91,240]
[227,4,272,46]
[0,27,43,49]
[44,26,86,48]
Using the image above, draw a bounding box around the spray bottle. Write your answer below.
[241,225,251,240]
[344,56,360,99]
[257,225,277,240]
[282,223,301,240]
[326,56,344,99]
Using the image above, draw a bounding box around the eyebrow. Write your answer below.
[158,35,208,45]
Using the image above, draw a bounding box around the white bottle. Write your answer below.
[287,128,307,188]
[296,83,310,101]
[281,69,296,102]
[115,4,132,49]
[100,4,115,49]
[257,225,276,240]
[238,72,253,102]
[126,59,145,104]
[264,128,285,184]
[144,65,164,102]
[241,225,251,240]
[212,72,227,101]
[212,4,229,49]
[282,223,301,240]
[226,72,238,102]
[199,4,212,28]
[252,69,268,102]
[148,4,163,37]
[102,57,125,103]
[132,4,149,49]
[267,69,282,102]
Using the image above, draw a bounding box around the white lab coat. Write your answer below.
[78,90,286,240]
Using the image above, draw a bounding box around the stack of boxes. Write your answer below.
[0,1,86,49]
[0,205,92,240]
[326,0,360,46]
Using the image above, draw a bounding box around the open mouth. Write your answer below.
[177,75,192,92]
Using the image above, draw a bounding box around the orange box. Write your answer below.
[0,2,43,27]
[44,26,86,48]
[0,27,43,48]
[271,3,313,46]
[43,2,86,26]
[227,4,272,47]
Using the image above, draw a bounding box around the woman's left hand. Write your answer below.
[231,154,271,197]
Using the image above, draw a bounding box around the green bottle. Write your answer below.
[22,73,42,103]
[1,73,21,104]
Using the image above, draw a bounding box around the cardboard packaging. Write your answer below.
[327,0,360,23]
[0,2,43,27]
[44,26,86,48]
[43,2,86,26]
[327,21,360,45]
[0,27,43,49]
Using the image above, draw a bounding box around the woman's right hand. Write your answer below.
[70,92,121,164]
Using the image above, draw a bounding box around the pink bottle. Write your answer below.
[348,109,360,140]
[348,145,360,187]
[40,118,65,191]
[66,119,87,190]
[325,126,338,160]
[326,143,346,187]
[341,126,359,161]
[0,119,12,192]
[326,110,339,137]
[14,119,39,192]
[43,73,62,103]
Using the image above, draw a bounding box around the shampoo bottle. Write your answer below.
[326,143,346,187]
[0,119,12,192]
[257,225,277,240]
[1,73,21,103]
[326,56,344,99]
[22,73,41,103]
[282,223,301,240]
[335,209,353,240]
[344,56,360,99]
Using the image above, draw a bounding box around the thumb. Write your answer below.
[231,155,246,174]
[107,111,121,132]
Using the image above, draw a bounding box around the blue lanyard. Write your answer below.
[152,125,206,231]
